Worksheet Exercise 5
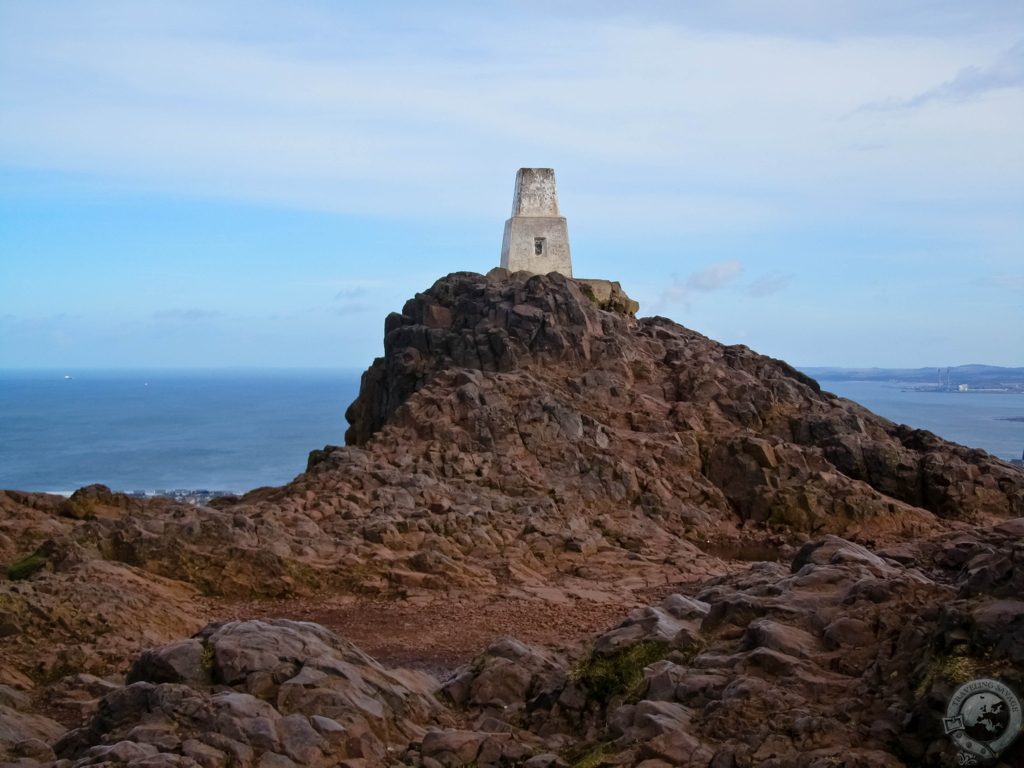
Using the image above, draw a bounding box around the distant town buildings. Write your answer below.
[126,489,236,505]
[906,367,1024,394]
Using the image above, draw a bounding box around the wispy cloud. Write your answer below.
[1,3,1020,230]
[334,286,368,301]
[1,3,1021,369]
[660,260,743,309]
[0,312,83,327]
[747,272,793,297]
[332,286,374,314]
[151,308,224,321]
[860,40,1024,111]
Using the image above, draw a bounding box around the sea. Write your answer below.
[817,379,1023,463]
[0,370,361,494]
[0,371,1021,495]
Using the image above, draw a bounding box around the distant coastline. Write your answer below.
[801,364,1024,395]
[44,489,238,505]
[811,378,1023,462]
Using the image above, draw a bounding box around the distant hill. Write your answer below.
[801,364,1024,386]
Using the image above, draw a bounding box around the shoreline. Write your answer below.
[35,488,240,504]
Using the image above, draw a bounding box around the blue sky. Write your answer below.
[1,1,1021,369]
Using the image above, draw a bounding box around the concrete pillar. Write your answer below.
[499,168,572,277]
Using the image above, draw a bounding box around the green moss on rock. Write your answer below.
[571,640,671,703]
[6,553,46,581]
[568,742,611,768]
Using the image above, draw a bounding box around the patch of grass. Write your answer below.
[0,591,24,611]
[200,643,215,673]
[768,503,810,532]
[570,640,671,703]
[941,654,982,683]
[569,742,612,768]
[30,661,77,685]
[433,687,457,708]
[914,651,985,699]
[281,559,322,594]
[58,496,95,520]
[6,553,46,581]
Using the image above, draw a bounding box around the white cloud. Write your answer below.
[747,272,793,297]
[860,40,1024,110]
[334,287,368,301]
[1,3,1021,368]
[151,308,224,321]
[689,261,744,291]
[660,260,744,309]
[0,2,1021,233]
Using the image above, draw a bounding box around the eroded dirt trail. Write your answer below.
[205,582,698,679]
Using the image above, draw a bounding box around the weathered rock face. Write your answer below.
[0,684,65,764]
[345,270,1021,529]
[2,272,1022,680]
[426,524,1024,767]
[0,489,207,682]
[344,270,629,445]
[53,619,446,767]
[7,525,1024,767]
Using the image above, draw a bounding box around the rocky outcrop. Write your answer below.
[344,270,634,445]
[0,685,65,764]
[6,524,1022,766]
[573,277,640,317]
[53,619,445,767]
[345,270,1021,529]
[0,537,206,682]
[1,269,1022,766]
[2,272,1022,679]
[422,523,1024,767]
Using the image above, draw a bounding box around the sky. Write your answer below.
[1,0,1022,369]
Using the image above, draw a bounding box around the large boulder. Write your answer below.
[55,619,445,767]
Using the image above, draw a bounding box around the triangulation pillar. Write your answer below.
[499,168,572,277]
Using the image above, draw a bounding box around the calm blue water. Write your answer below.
[1,372,1021,494]
[819,380,1024,462]
[0,370,361,493]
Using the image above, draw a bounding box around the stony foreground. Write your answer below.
[3,525,1021,767]
[1,270,1022,766]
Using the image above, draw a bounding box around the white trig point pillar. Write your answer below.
[499,168,572,277]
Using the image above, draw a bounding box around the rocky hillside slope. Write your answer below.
[1,269,1022,766]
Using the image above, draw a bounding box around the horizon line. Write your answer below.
[2,362,1022,373]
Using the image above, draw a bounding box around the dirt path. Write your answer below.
[206,583,691,679]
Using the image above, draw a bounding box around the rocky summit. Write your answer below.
[1,270,1022,767]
